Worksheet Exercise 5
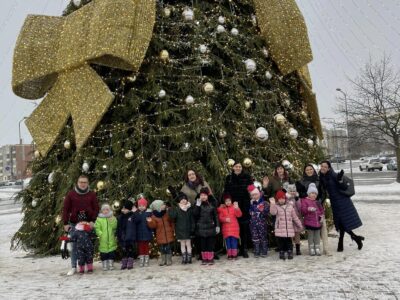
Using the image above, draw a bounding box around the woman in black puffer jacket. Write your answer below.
[224,162,253,258]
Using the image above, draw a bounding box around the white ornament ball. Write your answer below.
[182,7,194,21]
[265,71,273,80]
[164,7,171,17]
[82,162,90,172]
[112,200,120,210]
[251,14,257,26]
[160,50,169,61]
[73,0,81,7]
[282,160,291,168]
[307,139,314,147]
[218,129,227,138]
[245,101,251,110]
[289,128,299,139]
[245,59,257,73]
[102,164,108,170]
[48,172,55,184]
[231,28,239,36]
[64,140,71,149]
[32,199,38,207]
[199,44,208,54]
[256,127,269,142]
[125,150,134,160]
[158,89,166,98]
[253,181,262,190]
[203,82,214,94]
[218,16,226,24]
[274,114,286,125]
[185,95,195,104]
[217,25,226,33]
[285,99,291,106]
[325,198,331,207]
[34,150,41,159]
[262,48,269,58]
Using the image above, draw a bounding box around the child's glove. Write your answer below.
[216,226,220,234]
[308,207,317,212]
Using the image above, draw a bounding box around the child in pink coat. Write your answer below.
[301,183,324,256]
[217,194,242,260]
[270,190,303,260]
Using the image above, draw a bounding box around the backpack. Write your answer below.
[338,175,355,197]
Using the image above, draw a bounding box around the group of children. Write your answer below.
[69,182,325,273]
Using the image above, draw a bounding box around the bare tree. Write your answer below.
[338,56,400,182]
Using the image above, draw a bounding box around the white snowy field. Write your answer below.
[1,201,400,300]
[353,182,400,201]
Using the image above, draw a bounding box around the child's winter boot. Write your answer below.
[127,257,134,269]
[121,257,128,270]
[181,252,187,264]
[309,244,316,256]
[79,265,85,274]
[144,255,150,267]
[253,242,261,258]
[231,249,238,260]
[166,253,172,266]
[139,255,145,267]
[279,251,285,260]
[187,253,192,264]
[87,263,93,273]
[261,241,268,257]
[102,260,108,271]
[296,244,302,255]
[201,252,207,265]
[207,252,214,265]
[315,246,321,256]
[159,254,167,266]
[287,250,293,260]
[108,260,114,270]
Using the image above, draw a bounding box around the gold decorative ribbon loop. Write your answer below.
[12,0,156,156]
[253,0,313,75]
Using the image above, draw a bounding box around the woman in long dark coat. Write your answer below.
[319,160,364,252]
[224,161,253,258]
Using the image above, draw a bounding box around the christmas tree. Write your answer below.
[11,0,323,254]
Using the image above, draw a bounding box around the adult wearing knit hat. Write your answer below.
[224,161,253,258]
[122,200,134,211]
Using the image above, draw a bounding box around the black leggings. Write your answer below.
[121,245,134,258]
[200,236,216,252]
[276,237,293,252]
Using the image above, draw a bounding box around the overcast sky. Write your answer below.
[0,0,399,145]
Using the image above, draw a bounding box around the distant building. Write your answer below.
[321,126,349,159]
[0,144,35,181]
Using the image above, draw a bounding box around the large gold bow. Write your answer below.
[12,0,156,156]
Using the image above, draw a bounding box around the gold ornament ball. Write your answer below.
[243,158,253,168]
[245,101,251,110]
[112,200,120,210]
[166,188,172,196]
[203,82,214,94]
[301,110,308,119]
[125,150,134,160]
[274,114,286,125]
[160,50,169,62]
[164,7,171,17]
[97,181,105,191]
[227,159,235,168]
[64,140,71,149]
[55,215,62,224]
[218,129,227,138]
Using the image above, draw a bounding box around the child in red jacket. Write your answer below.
[217,194,242,260]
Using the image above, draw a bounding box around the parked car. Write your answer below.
[6,181,16,186]
[332,156,346,163]
[387,159,397,171]
[379,157,392,164]
[359,158,383,171]
[0,182,6,187]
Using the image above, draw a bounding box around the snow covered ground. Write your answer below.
[1,192,400,299]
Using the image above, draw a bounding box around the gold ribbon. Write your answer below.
[13,0,320,156]
[12,0,156,156]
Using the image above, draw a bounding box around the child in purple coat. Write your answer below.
[301,183,325,256]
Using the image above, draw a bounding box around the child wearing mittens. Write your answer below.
[301,183,325,256]
[147,200,175,266]
[285,183,303,255]
[95,203,118,271]
[135,197,153,267]
[192,187,220,265]
[270,190,303,260]
[217,194,242,260]
[247,184,270,258]
[168,192,195,264]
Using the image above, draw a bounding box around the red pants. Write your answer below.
[137,241,150,255]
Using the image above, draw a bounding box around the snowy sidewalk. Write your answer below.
[353,182,400,202]
[1,202,399,300]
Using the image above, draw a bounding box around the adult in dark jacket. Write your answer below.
[192,187,220,265]
[296,164,321,200]
[319,161,364,252]
[62,175,99,276]
[117,200,137,269]
[224,162,253,258]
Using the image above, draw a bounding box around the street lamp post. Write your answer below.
[321,117,340,170]
[336,88,354,179]
[18,117,28,145]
